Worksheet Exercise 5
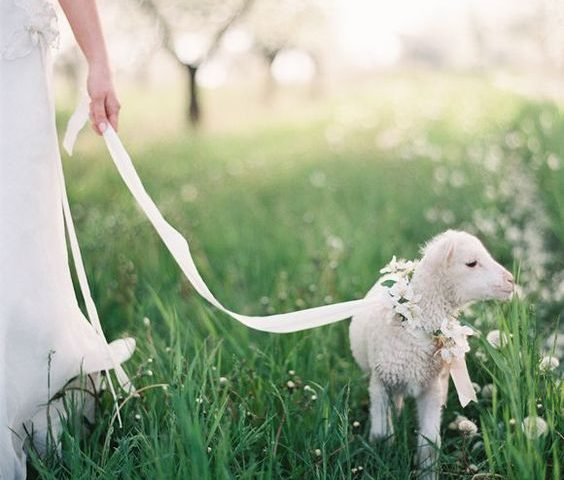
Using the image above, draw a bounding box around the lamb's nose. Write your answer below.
[504,271,514,285]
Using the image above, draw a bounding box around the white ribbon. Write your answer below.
[63,98,379,334]
[449,356,478,407]
[62,98,476,407]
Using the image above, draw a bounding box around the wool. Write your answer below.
[349,230,514,480]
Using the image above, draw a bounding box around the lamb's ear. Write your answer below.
[422,236,455,269]
[445,240,455,266]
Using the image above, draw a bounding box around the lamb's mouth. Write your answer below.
[494,286,513,299]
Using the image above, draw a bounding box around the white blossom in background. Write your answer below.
[481,384,495,399]
[539,356,559,372]
[522,416,548,439]
[486,329,508,349]
[458,419,479,436]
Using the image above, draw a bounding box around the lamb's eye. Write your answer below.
[465,261,478,268]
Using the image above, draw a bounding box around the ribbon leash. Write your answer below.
[63,99,378,333]
[62,99,476,406]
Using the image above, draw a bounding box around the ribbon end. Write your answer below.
[62,133,75,156]
[458,391,478,408]
[449,355,478,408]
[62,95,90,156]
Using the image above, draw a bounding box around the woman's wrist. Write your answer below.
[87,57,111,75]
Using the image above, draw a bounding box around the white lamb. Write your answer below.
[350,230,513,479]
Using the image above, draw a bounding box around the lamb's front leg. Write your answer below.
[369,374,394,441]
[415,379,443,480]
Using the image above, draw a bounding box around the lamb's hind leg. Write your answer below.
[415,379,443,480]
[369,374,394,441]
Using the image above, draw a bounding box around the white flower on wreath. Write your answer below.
[380,256,417,276]
[395,301,423,327]
[436,318,474,361]
[389,277,422,303]
[380,256,422,328]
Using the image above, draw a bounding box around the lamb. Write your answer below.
[350,230,514,479]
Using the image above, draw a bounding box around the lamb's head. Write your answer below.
[419,230,514,306]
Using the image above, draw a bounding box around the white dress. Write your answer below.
[0,1,134,478]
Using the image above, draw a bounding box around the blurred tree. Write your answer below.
[133,0,255,127]
[244,0,328,101]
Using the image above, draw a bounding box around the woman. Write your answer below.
[0,0,134,477]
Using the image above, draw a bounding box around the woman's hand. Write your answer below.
[58,0,119,134]
[87,62,120,135]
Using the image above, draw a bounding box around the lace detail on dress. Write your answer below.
[1,0,59,60]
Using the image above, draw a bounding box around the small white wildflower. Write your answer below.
[196,397,204,404]
[539,356,559,372]
[314,448,322,457]
[143,317,151,327]
[147,357,153,364]
[351,467,358,474]
[486,330,507,348]
[472,382,481,394]
[207,446,212,453]
[311,395,317,401]
[449,414,468,430]
[509,418,516,426]
[547,154,561,171]
[352,420,361,428]
[357,466,364,471]
[304,385,313,392]
[286,380,296,389]
[145,369,153,377]
[219,376,228,386]
[481,384,495,399]
[458,419,478,436]
[134,413,141,421]
[288,370,296,376]
[475,350,487,361]
[467,464,479,473]
[522,416,548,439]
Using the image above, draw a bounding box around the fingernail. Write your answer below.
[99,122,107,132]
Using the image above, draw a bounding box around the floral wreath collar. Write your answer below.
[378,256,478,407]
[379,256,474,362]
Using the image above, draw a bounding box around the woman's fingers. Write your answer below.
[90,95,109,134]
[105,94,121,132]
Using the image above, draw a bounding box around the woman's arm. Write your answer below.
[58,0,120,134]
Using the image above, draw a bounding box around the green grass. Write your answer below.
[33,73,562,479]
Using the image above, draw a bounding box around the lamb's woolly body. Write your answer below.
[350,230,514,480]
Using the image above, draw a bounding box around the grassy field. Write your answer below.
[33,73,562,479]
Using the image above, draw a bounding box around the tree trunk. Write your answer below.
[186,63,201,127]
[262,50,279,103]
